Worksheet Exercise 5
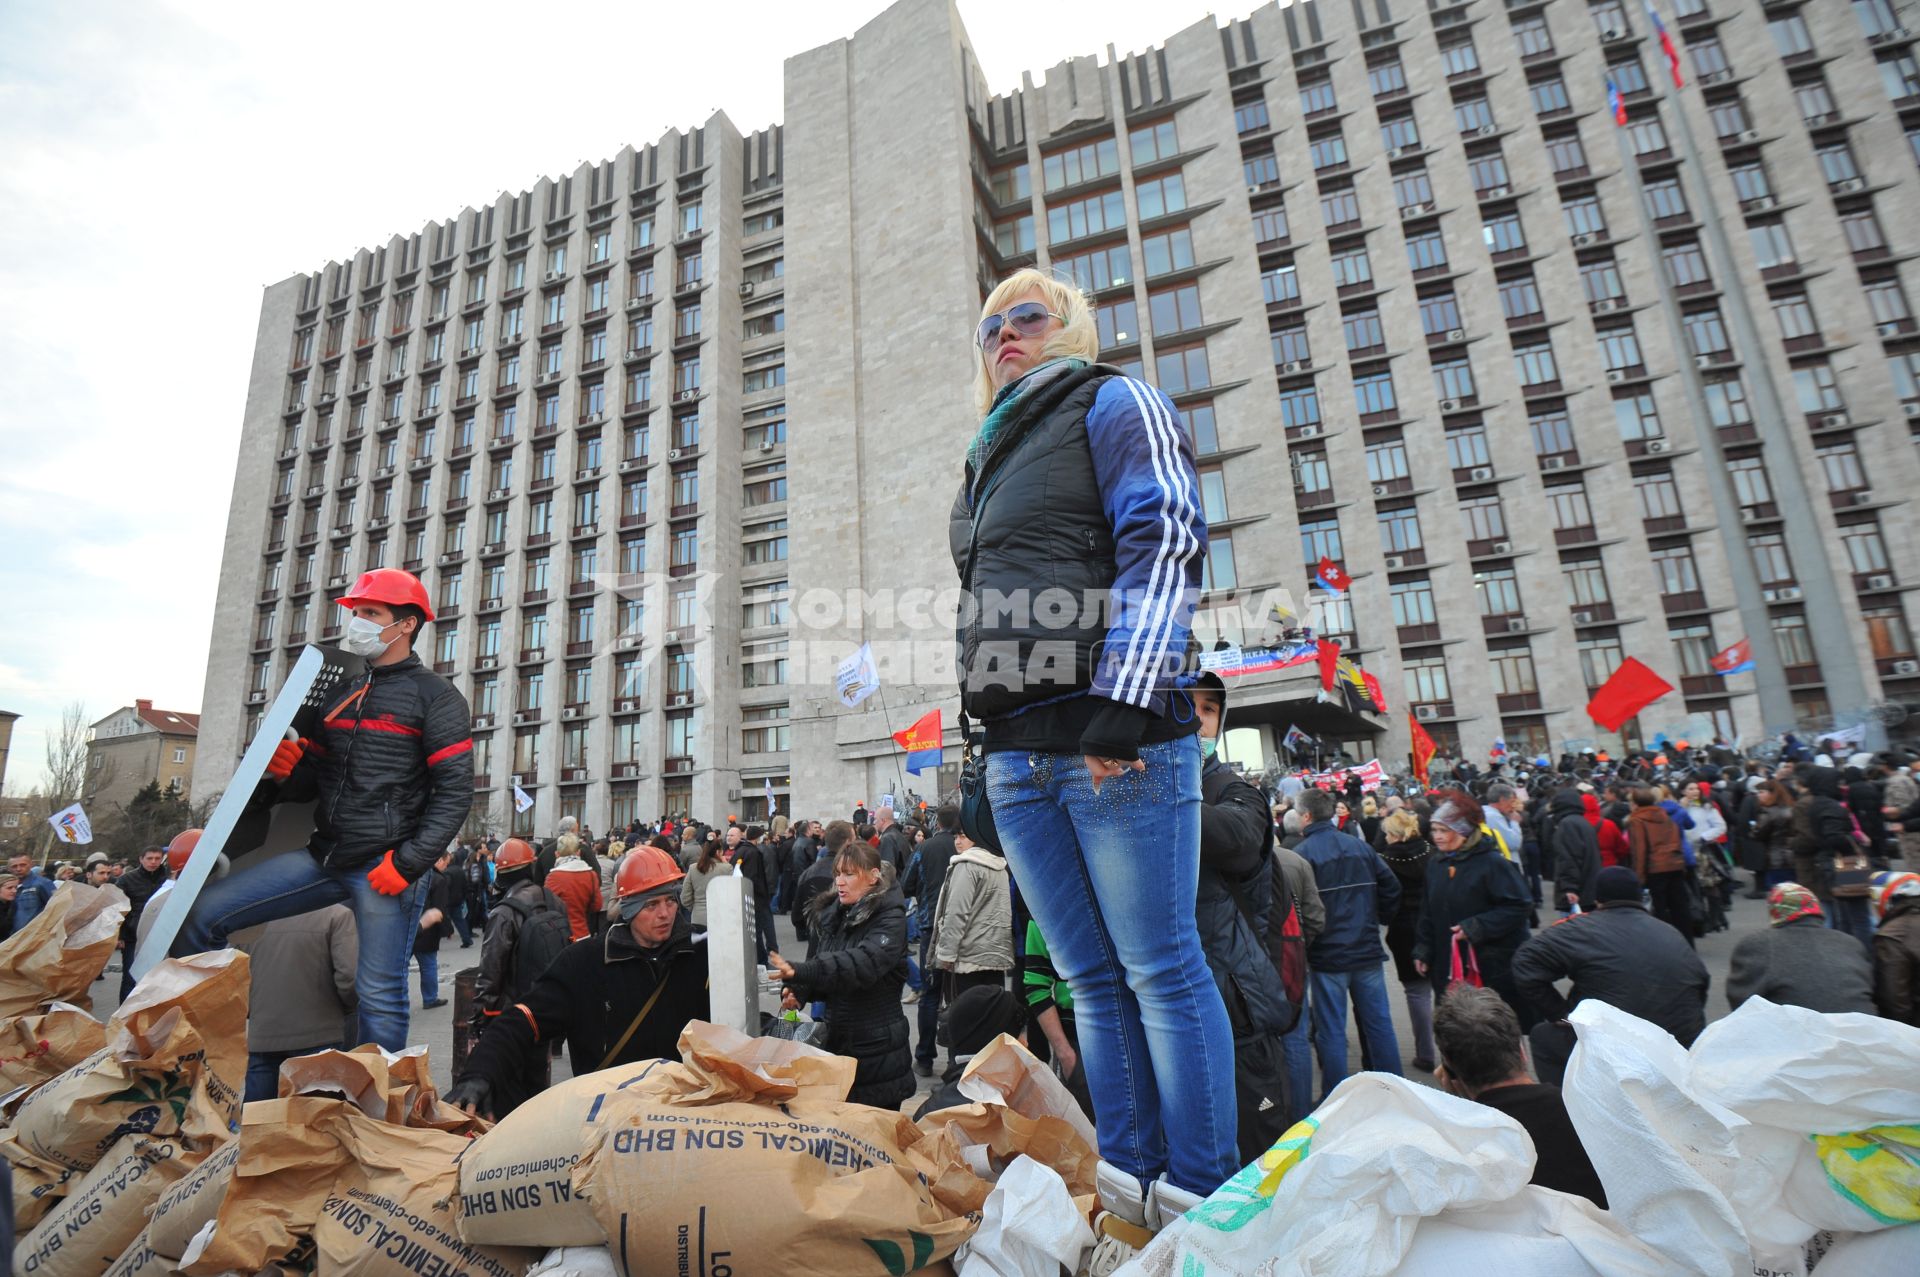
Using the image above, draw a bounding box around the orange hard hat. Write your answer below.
[496,837,537,871]
[614,845,685,912]
[337,568,435,623]
[166,828,203,874]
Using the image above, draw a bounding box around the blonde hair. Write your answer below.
[973,268,1099,417]
[771,814,790,838]
[1383,809,1421,842]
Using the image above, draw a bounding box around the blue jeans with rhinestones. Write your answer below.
[984,734,1240,1194]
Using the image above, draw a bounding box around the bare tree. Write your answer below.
[43,701,90,810]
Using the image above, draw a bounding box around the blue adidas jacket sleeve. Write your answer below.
[1079,377,1208,760]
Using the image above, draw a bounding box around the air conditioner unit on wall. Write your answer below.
[1541,455,1568,470]
[1415,704,1441,720]
[1645,439,1669,453]
[1384,554,1405,570]
[1506,617,1527,632]
[1891,659,1920,675]
[1439,398,1462,412]
[1469,466,1494,481]
[1866,573,1895,590]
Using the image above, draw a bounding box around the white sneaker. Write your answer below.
[1080,1163,1152,1277]
[902,988,922,1004]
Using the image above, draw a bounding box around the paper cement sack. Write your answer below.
[921,1035,1099,1198]
[3,1137,82,1231]
[526,1248,620,1277]
[0,1003,108,1097]
[312,1131,538,1277]
[182,1096,534,1277]
[102,1228,178,1277]
[572,1022,989,1277]
[10,950,248,1171]
[0,882,129,1017]
[146,1138,240,1259]
[13,1135,195,1277]
[277,1044,486,1135]
[454,1061,667,1249]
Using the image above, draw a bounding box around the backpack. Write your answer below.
[502,892,572,1000]
[465,857,486,889]
[1262,858,1307,1036]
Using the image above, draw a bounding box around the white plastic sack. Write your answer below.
[1395,1189,1667,1276]
[1115,1074,1537,1277]
[526,1246,618,1277]
[957,1155,1093,1277]
[1803,1225,1920,1277]
[1560,1000,1752,1274]
[1563,998,1920,1266]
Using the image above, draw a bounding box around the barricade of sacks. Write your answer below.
[1112,997,1920,1277]
[0,885,1106,1277]
[451,1021,1101,1277]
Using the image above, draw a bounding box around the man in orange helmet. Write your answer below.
[173,568,473,1051]
[469,838,570,1027]
[448,846,710,1116]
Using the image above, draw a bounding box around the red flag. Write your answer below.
[1362,670,1388,714]
[1585,657,1674,732]
[891,708,944,774]
[1316,555,1352,592]
[1409,712,1437,787]
[1647,7,1685,88]
[1316,639,1341,691]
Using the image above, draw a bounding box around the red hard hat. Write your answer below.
[496,837,537,871]
[615,845,685,900]
[337,568,435,623]
[166,828,203,874]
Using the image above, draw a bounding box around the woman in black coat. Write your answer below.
[1376,809,1435,1070]
[769,832,915,1110]
[1412,790,1535,1029]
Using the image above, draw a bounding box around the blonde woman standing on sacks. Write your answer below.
[950,268,1236,1228]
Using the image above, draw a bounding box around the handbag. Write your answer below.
[957,708,1002,853]
[1448,933,1483,989]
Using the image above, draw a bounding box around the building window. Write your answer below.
[1841,523,1891,574]
[1330,247,1373,288]
[1404,657,1452,705]
[1531,76,1571,115]
[1405,231,1448,273]
[1129,119,1179,165]
[1135,174,1187,220]
[1299,79,1337,116]
[1419,292,1463,335]
[1489,647,1537,696]
[1243,154,1281,189]
[1278,384,1320,430]
[1865,605,1916,659]
[1273,325,1312,365]
[1817,441,1866,493]
[1748,532,1795,585]
[1459,494,1507,542]
[1262,263,1300,304]
[1308,135,1349,171]
[1154,344,1211,394]
[1615,391,1663,442]
[1342,310,1383,353]
[1380,114,1421,152]
[1391,577,1437,627]
[1300,516,1342,564]
[1366,438,1410,484]
[1377,505,1423,553]
[1530,408,1575,458]
[1354,371,1397,417]
[1513,340,1558,387]
[1672,623,1716,678]
[1432,357,1476,402]
[1477,567,1522,617]
[1563,558,1611,608]
[1579,636,1625,689]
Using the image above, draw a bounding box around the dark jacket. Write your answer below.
[230,904,358,1053]
[1473,1083,1608,1209]
[116,862,170,949]
[471,877,568,1022]
[1727,916,1876,1014]
[459,912,711,1109]
[1295,819,1399,973]
[1510,904,1709,1045]
[789,885,914,1109]
[738,840,779,906]
[876,826,913,878]
[792,853,834,937]
[1873,897,1920,1025]
[1376,833,1432,986]
[1547,790,1602,913]
[902,831,958,933]
[413,868,455,954]
[950,362,1204,762]
[1198,760,1294,1038]
[1414,833,1533,997]
[273,652,474,880]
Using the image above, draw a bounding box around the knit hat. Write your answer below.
[1594,866,1642,905]
[937,985,1026,1054]
[1430,801,1474,837]
[1767,883,1823,927]
[617,880,681,921]
[84,852,110,868]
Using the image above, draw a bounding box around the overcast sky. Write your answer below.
[0,0,1251,793]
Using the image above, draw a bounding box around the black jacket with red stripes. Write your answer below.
[279,652,473,881]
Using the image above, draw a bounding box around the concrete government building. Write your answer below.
[196,0,1920,831]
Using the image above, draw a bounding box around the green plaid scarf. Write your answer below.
[968,357,1087,472]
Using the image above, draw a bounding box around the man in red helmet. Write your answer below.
[173,568,473,1052]
[448,846,710,1116]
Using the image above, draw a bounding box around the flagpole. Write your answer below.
[872,682,912,813]
[1629,4,1881,751]
[1603,35,1793,745]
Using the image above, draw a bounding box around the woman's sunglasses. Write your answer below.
[976,300,1063,350]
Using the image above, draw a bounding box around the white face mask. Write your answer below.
[341,615,395,657]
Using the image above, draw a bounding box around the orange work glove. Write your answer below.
[266,737,307,781]
[367,850,409,896]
